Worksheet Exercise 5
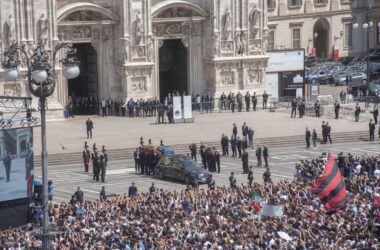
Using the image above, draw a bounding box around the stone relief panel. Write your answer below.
[219,71,234,87]
[246,70,262,85]
[63,11,111,22]
[73,26,92,39]
[130,77,147,93]
[58,26,93,41]
[157,7,198,18]
[3,83,21,96]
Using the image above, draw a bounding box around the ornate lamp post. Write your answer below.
[2,41,79,249]
[353,4,373,103]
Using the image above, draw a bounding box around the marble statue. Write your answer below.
[39,14,49,43]
[6,15,15,46]
[221,7,231,40]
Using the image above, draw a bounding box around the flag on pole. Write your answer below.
[311,153,347,211]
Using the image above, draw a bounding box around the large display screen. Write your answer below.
[0,128,34,202]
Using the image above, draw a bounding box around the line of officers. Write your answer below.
[82,142,108,182]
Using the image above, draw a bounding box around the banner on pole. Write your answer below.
[183,96,192,119]
[260,204,283,217]
[173,96,182,120]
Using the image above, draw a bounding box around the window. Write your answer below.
[344,23,352,48]
[267,0,276,9]
[292,28,301,48]
[288,0,302,7]
[314,0,328,5]
[267,30,275,50]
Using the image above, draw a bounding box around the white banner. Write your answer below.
[183,96,192,119]
[173,96,182,120]
[260,204,283,217]
[267,50,304,73]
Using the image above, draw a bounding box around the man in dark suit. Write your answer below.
[241,149,249,174]
[252,92,258,111]
[86,118,93,139]
[256,145,262,167]
[291,98,297,118]
[263,145,269,167]
[128,182,138,197]
[369,119,376,141]
[305,127,311,148]
[229,172,236,188]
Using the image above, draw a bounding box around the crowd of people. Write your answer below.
[0,152,379,249]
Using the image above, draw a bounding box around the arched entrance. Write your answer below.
[159,39,188,100]
[68,43,98,98]
[313,18,330,58]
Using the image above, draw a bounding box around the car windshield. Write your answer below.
[182,160,200,169]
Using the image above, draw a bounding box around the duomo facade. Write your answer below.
[0,0,269,107]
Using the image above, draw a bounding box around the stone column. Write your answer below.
[25,0,35,40]
[121,0,129,36]
[19,0,26,42]
[51,0,58,41]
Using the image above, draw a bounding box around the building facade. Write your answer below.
[0,0,269,109]
[267,0,380,58]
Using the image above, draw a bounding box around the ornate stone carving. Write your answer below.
[235,32,243,55]
[220,71,234,86]
[164,23,182,35]
[182,24,191,35]
[64,11,107,22]
[6,15,16,47]
[72,26,92,39]
[133,13,143,45]
[3,83,21,96]
[157,7,194,18]
[262,29,269,53]
[122,38,130,62]
[221,41,233,53]
[249,4,261,39]
[131,77,146,92]
[133,46,145,58]
[27,41,35,57]
[147,36,154,61]
[153,25,163,37]
[158,40,164,48]
[212,32,220,57]
[39,14,49,45]
[221,6,232,40]
[103,28,111,42]
[191,23,201,37]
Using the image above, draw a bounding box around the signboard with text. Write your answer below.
[183,96,192,119]
[267,50,305,73]
[173,96,182,120]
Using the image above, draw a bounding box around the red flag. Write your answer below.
[311,154,346,211]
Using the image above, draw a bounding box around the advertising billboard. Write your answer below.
[0,127,34,202]
[183,96,192,119]
[267,50,305,73]
[173,96,182,120]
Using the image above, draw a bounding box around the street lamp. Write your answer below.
[2,41,79,249]
[353,4,373,104]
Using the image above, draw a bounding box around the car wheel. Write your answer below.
[159,171,165,180]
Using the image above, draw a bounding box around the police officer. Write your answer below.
[248,166,254,187]
[133,148,140,172]
[231,136,237,158]
[262,91,268,110]
[100,186,107,201]
[373,106,379,124]
[236,137,242,158]
[305,127,311,148]
[200,143,207,168]
[326,122,332,144]
[355,103,361,122]
[369,119,376,142]
[149,183,156,193]
[291,98,297,118]
[100,154,106,183]
[189,143,197,161]
[256,145,262,167]
[242,149,249,174]
[128,182,138,197]
[245,91,251,111]
[229,172,237,188]
[214,148,221,173]
[314,100,321,117]
[312,129,318,148]
[74,187,84,204]
[263,167,272,185]
[321,121,327,144]
[334,100,341,119]
[252,92,257,111]
[82,143,90,172]
[92,147,100,181]
[263,145,269,167]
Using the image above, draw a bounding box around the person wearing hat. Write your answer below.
[83,142,91,172]
[128,182,138,197]
[229,172,236,188]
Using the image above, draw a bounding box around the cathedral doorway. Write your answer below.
[68,43,98,99]
[159,39,188,101]
[313,18,330,58]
